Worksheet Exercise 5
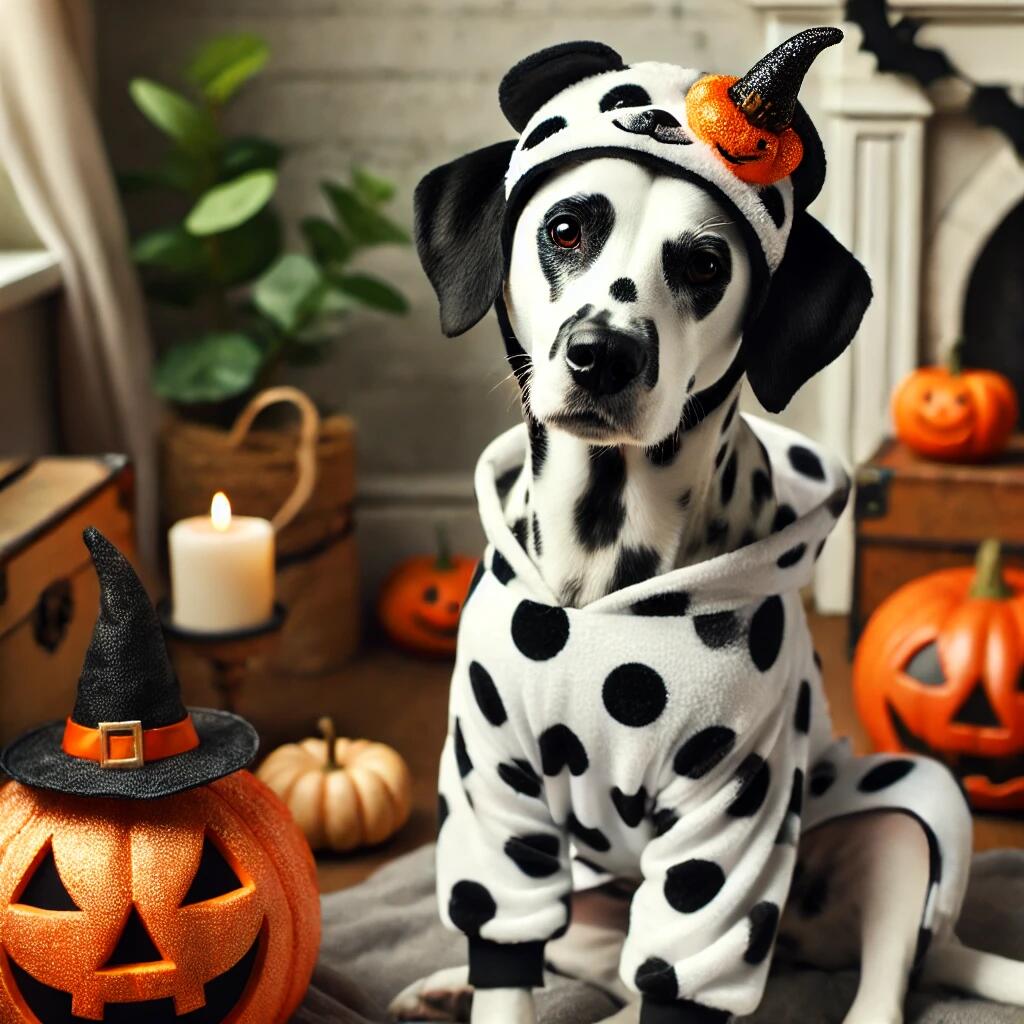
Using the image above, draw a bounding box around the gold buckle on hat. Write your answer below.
[97,721,145,769]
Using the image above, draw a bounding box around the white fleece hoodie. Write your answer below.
[436,416,972,1024]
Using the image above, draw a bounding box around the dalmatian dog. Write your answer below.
[390,30,1024,1024]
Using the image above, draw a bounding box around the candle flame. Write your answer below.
[210,491,232,532]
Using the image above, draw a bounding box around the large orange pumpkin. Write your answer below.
[378,527,476,656]
[0,770,319,1023]
[892,344,1018,462]
[853,540,1024,812]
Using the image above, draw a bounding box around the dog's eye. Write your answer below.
[686,250,721,285]
[548,215,582,250]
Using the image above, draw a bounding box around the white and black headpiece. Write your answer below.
[415,30,871,414]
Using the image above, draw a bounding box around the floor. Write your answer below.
[179,613,1024,895]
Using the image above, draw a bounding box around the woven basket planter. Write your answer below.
[160,410,359,674]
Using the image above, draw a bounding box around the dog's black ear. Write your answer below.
[499,41,624,132]
[414,140,516,338]
[744,212,872,413]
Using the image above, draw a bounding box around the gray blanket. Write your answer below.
[295,844,1024,1023]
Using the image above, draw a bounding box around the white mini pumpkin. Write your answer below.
[258,717,413,851]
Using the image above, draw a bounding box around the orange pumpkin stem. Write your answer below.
[435,523,453,571]
[317,716,338,771]
[970,540,1014,600]
[947,339,965,376]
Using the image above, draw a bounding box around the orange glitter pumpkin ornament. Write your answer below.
[0,528,320,1022]
[685,27,841,185]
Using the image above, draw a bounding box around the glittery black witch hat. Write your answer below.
[1,527,258,799]
[728,26,843,132]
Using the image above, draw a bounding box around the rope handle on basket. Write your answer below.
[226,386,320,532]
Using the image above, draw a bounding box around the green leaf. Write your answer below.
[301,216,354,266]
[142,274,207,308]
[154,332,264,404]
[129,78,217,155]
[187,33,269,104]
[132,226,208,273]
[322,182,411,246]
[119,151,206,195]
[329,271,409,314]
[222,136,283,177]
[352,165,396,204]
[185,170,277,236]
[314,284,358,318]
[214,207,283,286]
[252,253,323,333]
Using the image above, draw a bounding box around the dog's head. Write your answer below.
[414,32,871,445]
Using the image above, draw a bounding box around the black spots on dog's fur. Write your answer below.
[646,430,681,467]
[749,596,785,671]
[789,444,826,481]
[599,82,652,112]
[674,726,736,779]
[574,446,627,550]
[611,785,648,827]
[678,489,692,510]
[505,832,561,877]
[498,758,543,798]
[528,416,548,477]
[603,662,667,727]
[635,957,677,1001]
[720,451,738,505]
[662,232,733,321]
[539,723,589,776]
[496,464,523,500]
[511,600,570,660]
[721,396,739,435]
[751,468,773,512]
[548,305,594,361]
[531,512,543,556]
[611,545,661,592]
[638,316,660,389]
[632,590,691,616]
[759,185,786,229]
[492,549,515,585]
[727,753,771,817]
[538,193,615,302]
[609,277,638,303]
[511,517,528,550]
[652,806,679,837]
[706,517,728,547]
[687,373,696,393]
[809,759,837,797]
[772,504,797,533]
[694,610,741,649]
[745,902,781,964]
[794,680,812,734]
[777,543,807,568]
[567,812,612,852]
[454,719,473,777]
[448,880,496,936]
[522,115,567,150]
[788,768,805,818]
[858,759,915,793]
[714,443,728,469]
[664,858,726,913]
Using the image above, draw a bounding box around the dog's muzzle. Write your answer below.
[565,326,648,397]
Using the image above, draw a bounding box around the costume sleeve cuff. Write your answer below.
[468,938,546,989]
[640,996,731,1024]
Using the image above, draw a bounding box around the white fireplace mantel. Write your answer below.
[746,0,1024,612]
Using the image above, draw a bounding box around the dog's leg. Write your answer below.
[922,940,1024,1004]
[389,966,474,1022]
[471,988,536,1024]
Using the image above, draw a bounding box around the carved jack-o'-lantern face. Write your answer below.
[0,771,319,1023]
[854,542,1024,811]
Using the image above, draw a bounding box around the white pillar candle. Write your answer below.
[169,492,275,633]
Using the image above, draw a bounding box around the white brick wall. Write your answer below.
[96,0,763,588]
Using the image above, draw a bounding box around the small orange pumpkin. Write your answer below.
[853,540,1024,812]
[892,343,1018,462]
[258,717,412,852]
[686,74,804,185]
[378,527,476,656]
[0,771,319,1023]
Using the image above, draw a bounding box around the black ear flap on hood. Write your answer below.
[499,41,624,131]
[743,212,872,413]
[414,140,516,338]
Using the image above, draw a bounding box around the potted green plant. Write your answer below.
[121,32,411,671]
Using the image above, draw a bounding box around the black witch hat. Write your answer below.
[1,528,258,799]
[728,26,843,132]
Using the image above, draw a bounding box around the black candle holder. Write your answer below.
[158,601,287,713]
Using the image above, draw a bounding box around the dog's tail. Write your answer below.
[923,939,1024,1004]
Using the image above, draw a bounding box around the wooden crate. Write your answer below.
[852,436,1024,646]
[0,457,135,745]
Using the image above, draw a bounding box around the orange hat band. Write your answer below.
[62,715,200,770]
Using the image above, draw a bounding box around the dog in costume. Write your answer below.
[390,28,1024,1024]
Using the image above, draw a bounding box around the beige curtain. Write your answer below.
[0,0,157,565]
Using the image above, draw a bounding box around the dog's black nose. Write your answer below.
[566,329,647,396]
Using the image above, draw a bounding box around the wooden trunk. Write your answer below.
[0,457,135,745]
[852,436,1024,646]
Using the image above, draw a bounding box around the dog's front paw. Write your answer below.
[388,966,474,1022]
